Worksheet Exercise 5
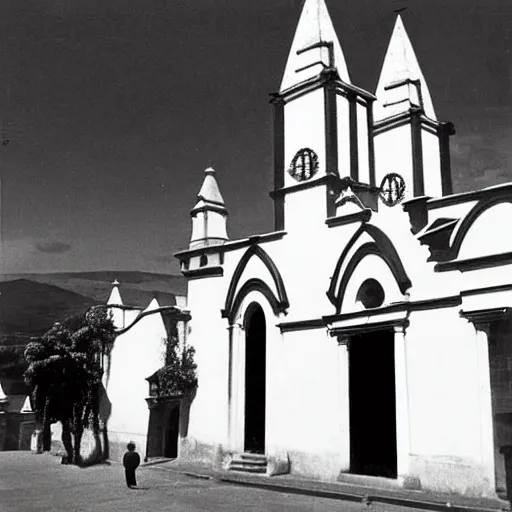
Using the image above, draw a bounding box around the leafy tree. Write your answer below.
[153,335,197,396]
[24,306,116,464]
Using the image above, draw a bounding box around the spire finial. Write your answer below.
[280,0,350,92]
[112,279,120,286]
[204,167,216,176]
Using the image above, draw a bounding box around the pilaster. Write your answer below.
[394,324,411,480]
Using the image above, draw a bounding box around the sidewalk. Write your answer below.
[143,459,511,512]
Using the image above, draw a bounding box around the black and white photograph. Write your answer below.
[1,1,512,510]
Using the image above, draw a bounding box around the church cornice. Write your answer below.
[270,69,375,106]
[269,173,339,199]
[175,231,287,261]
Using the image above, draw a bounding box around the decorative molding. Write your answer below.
[461,284,512,297]
[222,278,288,324]
[427,182,512,210]
[402,196,432,235]
[328,318,410,338]
[223,245,289,322]
[460,307,510,326]
[175,231,286,261]
[327,223,412,312]
[269,173,339,199]
[448,192,512,260]
[182,266,224,280]
[325,209,372,228]
[277,318,325,333]
[435,252,512,273]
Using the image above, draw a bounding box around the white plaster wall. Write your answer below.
[357,102,370,184]
[270,327,347,479]
[336,93,351,176]
[458,202,512,260]
[284,88,326,188]
[191,213,205,242]
[183,276,230,458]
[106,306,167,459]
[406,308,495,495]
[205,211,228,240]
[285,186,329,236]
[374,126,413,195]
[421,130,442,198]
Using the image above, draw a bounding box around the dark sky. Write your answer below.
[0,0,511,275]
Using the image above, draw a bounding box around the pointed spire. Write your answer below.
[20,396,33,413]
[374,15,436,122]
[192,167,226,211]
[107,279,123,306]
[280,0,350,92]
[198,168,224,204]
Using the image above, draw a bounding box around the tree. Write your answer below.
[24,306,116,465]
[153,334,198,397]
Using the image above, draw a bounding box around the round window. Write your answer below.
[356,278,385,309]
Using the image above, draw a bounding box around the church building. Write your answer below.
[175,0,512,500]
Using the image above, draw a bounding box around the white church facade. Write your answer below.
[174,0,512,501]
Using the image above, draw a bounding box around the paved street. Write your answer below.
[0,452,425,512]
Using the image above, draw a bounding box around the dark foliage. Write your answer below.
[24,306,116,465]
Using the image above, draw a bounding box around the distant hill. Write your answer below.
[0,271,187,336]
[0,279,98,336]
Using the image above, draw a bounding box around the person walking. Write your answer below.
[123,442,140,488]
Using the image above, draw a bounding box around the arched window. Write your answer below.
[356,278,385,309]
[199,254,208,267]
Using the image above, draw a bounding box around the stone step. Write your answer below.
[229,462,266,474]
[229,452,268,474]
[234,457,267,466]
[239,452,267,461]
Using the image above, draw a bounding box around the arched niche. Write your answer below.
[328,224,411,313]
[340,254,404,314]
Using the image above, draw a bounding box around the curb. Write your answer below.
[212,475,504,512]
[151,464,508,512]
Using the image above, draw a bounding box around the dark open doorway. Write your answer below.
[146,401,180,460]
[244,303,266,454]
[349,329,397,478]
[164,403,180,458]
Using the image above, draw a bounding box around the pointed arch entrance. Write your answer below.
[243,303,266,453]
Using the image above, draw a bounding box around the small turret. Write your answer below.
[189,167,229,250]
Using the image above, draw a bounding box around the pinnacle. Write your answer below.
[280,0,350,92]
[374,15,437,122]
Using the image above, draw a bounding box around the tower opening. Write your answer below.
[349,330,397,478]
[244,303,266,454]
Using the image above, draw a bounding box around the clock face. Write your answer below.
[379,173,406,206]
[288,148,319,182]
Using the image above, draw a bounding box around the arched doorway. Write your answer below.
[244,303,266,453]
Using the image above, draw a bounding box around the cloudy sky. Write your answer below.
[0,0,511,275]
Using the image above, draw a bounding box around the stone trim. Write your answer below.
[182,266,224,280]
[325,209,372,228]
[223,246,289,322]
[435,252,512,273]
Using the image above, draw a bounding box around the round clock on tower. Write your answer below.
[288,148,319,182]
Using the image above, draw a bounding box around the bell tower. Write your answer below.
[270,0,376,234]
[373,16,455,200]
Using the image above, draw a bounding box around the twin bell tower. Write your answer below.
[188,0,455,249]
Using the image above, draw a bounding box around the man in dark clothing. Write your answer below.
[123,442,141,488]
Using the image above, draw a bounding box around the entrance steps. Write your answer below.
[229,453,267,474]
